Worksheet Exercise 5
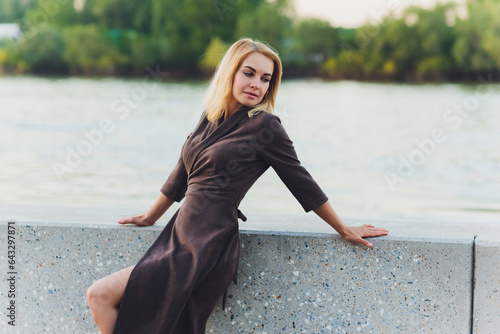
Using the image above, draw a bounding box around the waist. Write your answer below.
[185,183,239,199]
[182,191,247,222]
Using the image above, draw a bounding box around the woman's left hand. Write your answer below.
[341,224,389,248]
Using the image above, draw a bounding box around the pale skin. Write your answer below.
[86,51,389,333]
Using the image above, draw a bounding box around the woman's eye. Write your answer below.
[244,71,269,83]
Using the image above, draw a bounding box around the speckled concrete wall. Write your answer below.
[0,222,159,334]
[473,237,500,333]
[206,232,473,333]
[0,220,494,333]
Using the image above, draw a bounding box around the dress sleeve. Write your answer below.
[257,114,329,212]
[160,133,192,202]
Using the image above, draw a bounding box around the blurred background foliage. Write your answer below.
[0,0,499,81]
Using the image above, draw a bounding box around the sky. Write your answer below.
[293,0,465,28]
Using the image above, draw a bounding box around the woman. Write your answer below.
[86,37,389,334]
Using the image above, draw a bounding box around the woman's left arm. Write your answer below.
[313,200,389,248]
[256,114,389,247]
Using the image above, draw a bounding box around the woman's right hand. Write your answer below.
[117,214,153,227]
[341,224,389,248]
[118,194,174,227]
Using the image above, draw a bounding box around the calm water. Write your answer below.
[1,76,499,223]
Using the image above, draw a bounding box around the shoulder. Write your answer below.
[249,110,283,129]
[247,110,291,146]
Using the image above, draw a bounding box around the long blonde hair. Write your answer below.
[203,37,283,122]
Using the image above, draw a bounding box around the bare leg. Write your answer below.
[86,265,135,334]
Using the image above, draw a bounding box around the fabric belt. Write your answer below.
[236,209,247,222]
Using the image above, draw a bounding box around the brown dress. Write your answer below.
[112,106,328,333]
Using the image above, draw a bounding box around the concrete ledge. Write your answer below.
[0,205,498,333]
[207,233,472,333]
[473,237,500,333]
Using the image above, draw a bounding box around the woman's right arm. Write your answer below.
[118,193,175,226]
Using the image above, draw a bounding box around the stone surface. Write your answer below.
[1,204,497,333]
[473,237,500,333]
[0,222,157,333]
[207,232,473,333]
[0,220,476,334]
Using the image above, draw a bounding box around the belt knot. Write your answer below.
[236,209,247,222]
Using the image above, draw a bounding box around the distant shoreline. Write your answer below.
[1,70,498,85]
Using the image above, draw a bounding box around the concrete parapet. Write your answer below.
[0,205,498,333]
[207,233,473,333]
[473,237,500,333]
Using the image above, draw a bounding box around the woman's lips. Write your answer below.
[244,92,258,98]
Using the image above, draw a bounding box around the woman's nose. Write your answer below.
[250,78,259,89]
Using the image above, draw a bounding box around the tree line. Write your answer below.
[0,0,498,82]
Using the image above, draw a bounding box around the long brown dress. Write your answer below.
[112,106,328,333]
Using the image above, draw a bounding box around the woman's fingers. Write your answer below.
[118,216,135,224]
[343,225,389,248]
[358,237,373,248]
[118,214,147,226]
[361,225,389,237]
[345,234,373,248]
[117,217,129,224]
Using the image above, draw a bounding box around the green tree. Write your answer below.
[62,25,127,75]
[235,1,293,57]
[83,0,145,30]
[129,33,159,73]
[144,0,263,68]
[0,0,36,23]
[198,36,228,73]
[23,0,79,31]
[356,5,453,80]
[290,18,339,75]
[411,4,455,80]
[18,25,65,73]
[0,38,25,73]
[452,0,500,73]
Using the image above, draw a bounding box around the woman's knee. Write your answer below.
[86,281,114,310]
[86,265,135,309]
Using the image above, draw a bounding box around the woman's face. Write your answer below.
[230,52,274,109]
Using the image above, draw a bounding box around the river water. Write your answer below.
[1,76,499,224]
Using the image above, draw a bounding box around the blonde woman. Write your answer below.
[86,37,389,334]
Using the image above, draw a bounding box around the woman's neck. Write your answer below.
[224,101,243,121]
